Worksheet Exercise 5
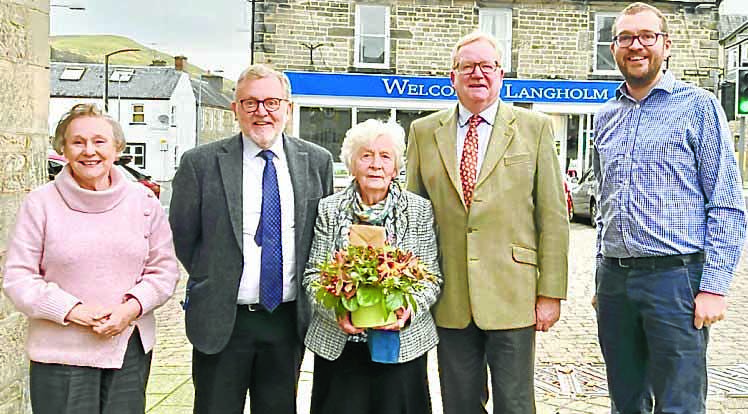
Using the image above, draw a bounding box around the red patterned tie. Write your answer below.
[460,114,482,208]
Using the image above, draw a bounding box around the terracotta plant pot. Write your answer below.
[351,302,397,328]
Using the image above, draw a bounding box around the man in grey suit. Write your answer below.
[169,64,333,414]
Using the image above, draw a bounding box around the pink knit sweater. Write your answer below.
[3,165,179,369]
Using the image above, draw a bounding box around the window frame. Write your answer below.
[131,103,145,124]
[354,4,390,69]
[60,67,86,81]
[593,13,619,74]
[478,8,513,72]
[122,143,146,169]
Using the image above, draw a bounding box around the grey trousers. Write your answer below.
[30,329,152,414]
[437,323,536,414]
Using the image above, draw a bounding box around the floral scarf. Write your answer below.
[333,180,405,249]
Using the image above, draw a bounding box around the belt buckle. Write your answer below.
[247,304,263,312]
[618,258,630,268]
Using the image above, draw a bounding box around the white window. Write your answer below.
[479,9,513,72]
[594,13,618,72]
[60,67,85,81]
[170,105,177,126]
[354,5,389,68]
[131,104,145,123]
[110,69,134,82]
[122,143,146,168]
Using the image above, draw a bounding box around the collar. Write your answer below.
[615,70,675,102]
[242,133,286,162]
[54,164,129,213]
[458,99,499,127]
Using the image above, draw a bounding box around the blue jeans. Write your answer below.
[595,256,709,414]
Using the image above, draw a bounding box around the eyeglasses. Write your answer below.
[238,97,288,113]
[454,61,500,75]
[613,32,667,48]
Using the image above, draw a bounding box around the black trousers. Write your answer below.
[437,323,536,414]
[30,328,152,414]
[311,341,431,414]
[192,302,303,414]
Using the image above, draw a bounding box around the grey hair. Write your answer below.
[451,31,504,69]
[53,103,126,154]
[340,119,406,174]
[235,64,292,100]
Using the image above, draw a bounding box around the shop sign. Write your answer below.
[286,71,620,104]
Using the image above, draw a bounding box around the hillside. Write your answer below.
[50,35,235,93]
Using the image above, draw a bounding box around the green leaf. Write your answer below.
[321,293,339,310]
[341,295,360,312]
[406,293,419,313]
[384,291,405,312]
[356,285,383,307]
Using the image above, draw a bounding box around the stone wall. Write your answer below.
[254,0,719,88]
[0,0,49,412]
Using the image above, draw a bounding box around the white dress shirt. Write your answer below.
[456,100,499,173]
[237,134,297,304]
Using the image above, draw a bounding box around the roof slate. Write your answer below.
[50,62,182,99]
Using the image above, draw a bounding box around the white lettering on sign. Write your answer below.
[381,78,455,98]
[504,84,610,102]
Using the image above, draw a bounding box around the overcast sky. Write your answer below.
[50,0,252,80]
[51,0,748,82]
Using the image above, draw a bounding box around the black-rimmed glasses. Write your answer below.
[238,97,288,112]
[613,32,667,48]
[454,61,501,75]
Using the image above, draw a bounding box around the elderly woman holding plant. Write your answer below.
[3,103,179,414]
[303,119,442,414]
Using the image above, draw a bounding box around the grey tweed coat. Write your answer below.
[302,187,442,363]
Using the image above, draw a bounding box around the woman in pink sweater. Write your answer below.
[3,103,179,414]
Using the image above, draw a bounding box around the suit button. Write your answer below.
[467,227,477,233]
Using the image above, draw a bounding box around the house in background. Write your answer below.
[49,61,196,181]
[191,73,237,145]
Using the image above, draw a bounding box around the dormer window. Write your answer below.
[60,67,85,81]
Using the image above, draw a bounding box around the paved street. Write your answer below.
[145,222,748,413]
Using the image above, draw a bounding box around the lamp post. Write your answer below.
[250,0,255,64]
[104,48,139,112]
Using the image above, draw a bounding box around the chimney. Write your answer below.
[174,55,187,71]
[202,74,224,93]
[150,59,167,66]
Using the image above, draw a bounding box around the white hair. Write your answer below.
[339,119,406,173]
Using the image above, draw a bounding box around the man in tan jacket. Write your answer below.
[406,32,569,414]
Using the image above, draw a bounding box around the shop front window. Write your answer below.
[299,107,352,161]
[356,108,391,124]
[396,109,438,141]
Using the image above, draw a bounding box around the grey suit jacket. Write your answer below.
[169,133,333,354]
[302,188,442,363]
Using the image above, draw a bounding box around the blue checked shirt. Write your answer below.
[593,71,746,295]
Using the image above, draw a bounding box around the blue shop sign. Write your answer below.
[286,71,620,104]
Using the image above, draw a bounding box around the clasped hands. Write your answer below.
[64,298,142,337]
[337,307,412,335]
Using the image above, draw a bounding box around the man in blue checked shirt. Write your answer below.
[592,2,747,413]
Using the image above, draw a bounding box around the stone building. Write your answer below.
[251,0,721,174]
[191,73,237,145]
[0,0,49,412]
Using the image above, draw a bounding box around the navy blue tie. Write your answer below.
[255,150,283,311]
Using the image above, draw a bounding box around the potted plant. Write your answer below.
[311,244,437,328]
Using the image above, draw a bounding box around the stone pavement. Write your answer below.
[145,222,748,413]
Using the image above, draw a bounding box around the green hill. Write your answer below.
[50,35,234,93]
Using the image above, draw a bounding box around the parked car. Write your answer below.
[48,154,161,198]
[569,168,598,226]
